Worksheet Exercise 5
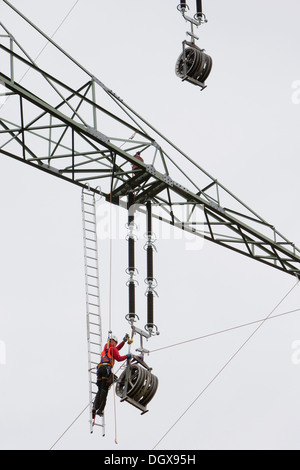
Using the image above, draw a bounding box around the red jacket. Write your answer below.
[101,340,127,367]
[132,153,144,170]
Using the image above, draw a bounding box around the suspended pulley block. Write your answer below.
[176,1,212,89]
[175,41,212,90]
[116,355,159,415]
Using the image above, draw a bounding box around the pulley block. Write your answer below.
[116,356,158,414]
[175,42,212,90]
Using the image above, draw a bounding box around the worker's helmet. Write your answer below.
[109,334,118,344]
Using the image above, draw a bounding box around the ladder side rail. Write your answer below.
[82,189,104,435]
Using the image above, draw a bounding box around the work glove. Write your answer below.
[123,333,130,342]
[127,354,132,360]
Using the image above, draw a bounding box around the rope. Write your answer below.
[48,283,299,449]
[152,280,299,450]
[108,152,116,333]
[50,404,89,450]
[112,379,118,445]
[31,0,81,65]
[50,362,128,450]
[108,199,113,333]
[108,152,119,443]
[2,0,81,89]
[150,307,300,354]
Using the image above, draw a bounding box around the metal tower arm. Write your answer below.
[1,5,300,279]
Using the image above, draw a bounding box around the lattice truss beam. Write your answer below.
[0,7,300,279]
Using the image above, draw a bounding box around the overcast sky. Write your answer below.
[1,0,300,451]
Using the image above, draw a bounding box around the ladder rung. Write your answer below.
[83,202,95,207]
[84,210,96,216]
[88,312,100,317]
[89,321,100,327]
[89,330,101,335]
[83,218,95,224]
[87,274,98,279]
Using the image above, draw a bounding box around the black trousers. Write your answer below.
[93,365,111,413]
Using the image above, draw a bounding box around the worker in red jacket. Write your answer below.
[92,334,131,419]
[132,152,144,172]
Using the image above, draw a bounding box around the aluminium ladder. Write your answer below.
[81,188,105,435]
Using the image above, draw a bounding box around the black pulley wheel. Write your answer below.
[116,364,146,399]
[116,364,159,408]
[176,47,212,85]
[176,47,201,79]
[196,54,212,83]
[133,369,152,402]
[140,374,158,407]
[127,365,147,399]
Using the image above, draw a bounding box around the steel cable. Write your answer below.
[152,280,299,449]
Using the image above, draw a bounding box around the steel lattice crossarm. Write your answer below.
[1,1,300,279]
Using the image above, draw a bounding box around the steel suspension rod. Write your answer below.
[146,201,154,330]
[127,192,136,322]
[196,0,203,17]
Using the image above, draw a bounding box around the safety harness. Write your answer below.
[99,341,115,369]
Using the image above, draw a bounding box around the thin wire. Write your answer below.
[108,152,116,333]
[48,283,299,449]
[109,152,118,444]
[112,379,118,445]
[50,403,89,450]
[150,308,300,354]
[32,0,81,63]
[108,201,113,333]
[3,0,81,86]
[152,280,299,450]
